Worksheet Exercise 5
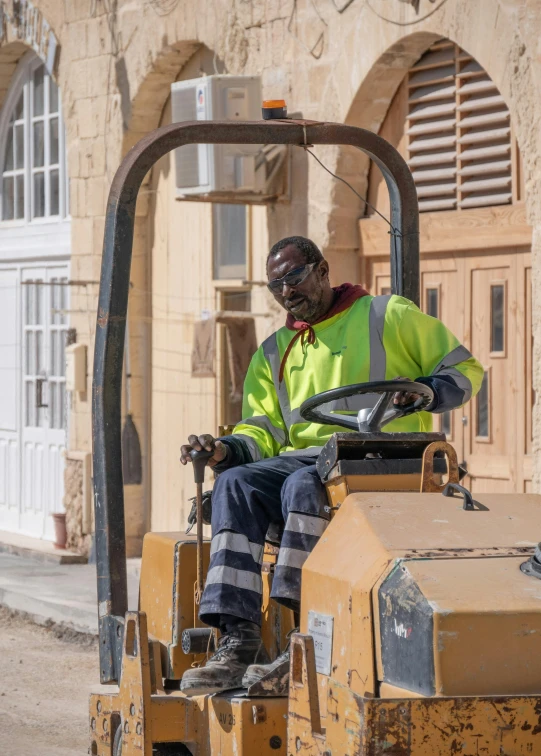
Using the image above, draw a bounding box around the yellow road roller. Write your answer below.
[89,118,541,755]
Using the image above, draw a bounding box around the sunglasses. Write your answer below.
[267,262,318,294]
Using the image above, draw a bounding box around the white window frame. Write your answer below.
[0,51,69,229]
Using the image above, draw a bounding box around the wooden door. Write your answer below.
[420,259,465,464]
[467,257,515,492]
[364,247,532,492]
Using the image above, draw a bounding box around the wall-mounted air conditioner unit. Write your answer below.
[171,75,288,202]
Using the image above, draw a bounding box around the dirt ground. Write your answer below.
[0,606,99,756]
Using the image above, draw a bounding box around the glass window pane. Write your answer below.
[49,77,59,113]
[33,66,44,117]
[213,204,247,279]
[33,172,45,217]
[59,382,65,429]
[25,331,35,374]
[25,284,34,325]
[60,277,68,313]
[50,329,57,375]
[427,288,439,318]
[51,279,60,323]
[5,126,14,170]
[14,92,24,121]
[15,175,24,219]
[25,381,35,427]
[2,176,14,220]
[33,121,44,168]
[44,382,53,429]
[476,372,489,438]
[59,331,66,377]
[35,281,43,324]
[50,117,59,164]
[491,284,505,352]
[36,330,44,373]
[50,169,59,216]
[15,123,24,169]
[38,400,47,428]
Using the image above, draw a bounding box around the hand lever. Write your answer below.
[190,449,213,484]
[190,449,214,603]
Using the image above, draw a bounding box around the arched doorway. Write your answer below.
[0,51,70,539]
[360,39,532,493]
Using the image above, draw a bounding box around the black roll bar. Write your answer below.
[92,120,419,683]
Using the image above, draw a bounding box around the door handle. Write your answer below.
[36,377,48,408]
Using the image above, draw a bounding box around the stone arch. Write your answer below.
[323,31,440,278]
[0,42,29,110]
[319,14,541,487]
[318,6,538,278]
[118,41,223,542]
[121,41,201,156]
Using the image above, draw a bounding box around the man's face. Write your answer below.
[267,244,330,322]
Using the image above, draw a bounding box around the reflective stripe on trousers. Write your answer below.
[198,455,329,627]
[271,511,329,606]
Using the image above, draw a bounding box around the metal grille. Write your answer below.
[407,40,513,212]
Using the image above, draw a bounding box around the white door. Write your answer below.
[0,268,20,531]
[0,53,70,539]
[19,268,68,539]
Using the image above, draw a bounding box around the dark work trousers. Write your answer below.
[199,455,330,628]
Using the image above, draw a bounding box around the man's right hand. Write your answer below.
[180,434,227,468]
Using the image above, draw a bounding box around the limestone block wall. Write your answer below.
[64,456,92,554]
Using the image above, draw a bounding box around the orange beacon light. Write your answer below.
[262,99,287,120]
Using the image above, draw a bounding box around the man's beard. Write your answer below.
[287,290,324,322]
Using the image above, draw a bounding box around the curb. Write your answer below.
[0,588,98,636]
[0,602,98,644]
[0,540,88,565]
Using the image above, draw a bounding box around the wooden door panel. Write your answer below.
[364,247,532,495]
[469,476,515,494]
[421,264,463,456]
[469,263,513,459]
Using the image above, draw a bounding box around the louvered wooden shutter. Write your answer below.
[407,40,513,212]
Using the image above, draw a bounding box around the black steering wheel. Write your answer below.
[299,380,434,433]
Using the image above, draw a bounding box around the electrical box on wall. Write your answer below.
[66,343,87,393]
[171,75,288,203]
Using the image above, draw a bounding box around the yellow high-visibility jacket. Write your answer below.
[227,294,483,463]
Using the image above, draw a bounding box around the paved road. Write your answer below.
[0,606,98,755]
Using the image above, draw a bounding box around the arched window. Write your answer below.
[367,39,523,214]
[1,54,68,222]
[408,40,515,211]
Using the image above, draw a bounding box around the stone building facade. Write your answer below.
[0,0,540,555]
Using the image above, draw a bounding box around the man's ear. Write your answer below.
[319,260,330,281]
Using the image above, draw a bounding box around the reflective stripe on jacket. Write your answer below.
[232,294,483,461]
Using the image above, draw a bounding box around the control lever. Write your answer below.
[190,449,214,603]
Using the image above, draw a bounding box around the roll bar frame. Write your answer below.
[92,120,419,683]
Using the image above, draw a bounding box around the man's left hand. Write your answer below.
[393,376,422,407]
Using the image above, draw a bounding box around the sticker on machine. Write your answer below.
[308,611,334,676]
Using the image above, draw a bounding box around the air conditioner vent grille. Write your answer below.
[171,85,200,189]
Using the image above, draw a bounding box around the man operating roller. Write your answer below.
[180,235,483,695]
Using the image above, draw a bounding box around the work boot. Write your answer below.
[180,621,270,696]
[242,631,297,695]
